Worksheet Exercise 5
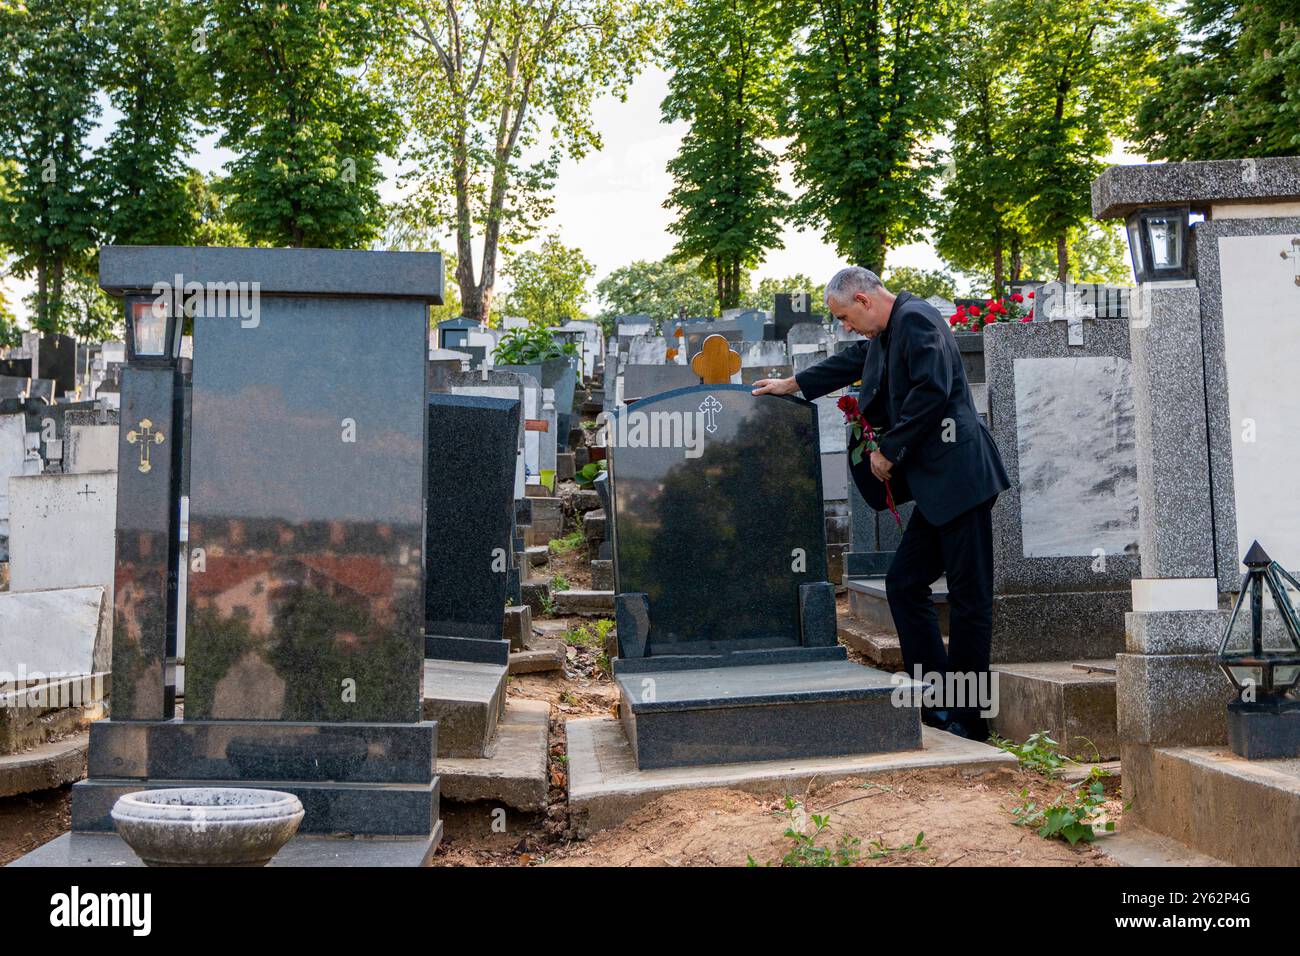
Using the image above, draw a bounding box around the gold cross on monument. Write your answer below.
[125,418,166,474]
[690,334,741,385]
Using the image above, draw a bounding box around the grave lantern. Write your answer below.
[1124,205,1193,282]
[1218,541,1300,758]
[125,294,183,365]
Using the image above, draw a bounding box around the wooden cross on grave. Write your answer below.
[125,418,166,474]
[690,334,741,385]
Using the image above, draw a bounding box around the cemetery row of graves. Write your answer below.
[0,155,1297,867]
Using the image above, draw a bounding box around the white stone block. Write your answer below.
[0,586,108,679]
[66,425,119,474]
[1131,577,1218,613]
[8,472,118,608]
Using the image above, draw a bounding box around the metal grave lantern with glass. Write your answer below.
[1218,540,1300,759]
[125,294,184,365]
[1124,204,1193,283]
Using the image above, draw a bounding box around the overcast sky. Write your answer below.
[3,64,1139,324]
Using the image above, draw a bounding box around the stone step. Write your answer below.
[554,589,614,617]
[1124,745,1300,866]
[591,558,612,591]
[846,575,949,635]
[502,604,532,651]
[525,545,550,569]
[437,699,550,811]
[614,660,922,770]
[0,731,89,799]
[520,578,551,615]
[422,660,508,758]
[836,619,950,670]
[508,641,565,675]
[567,719,1014,834]
[988,660,1118,760]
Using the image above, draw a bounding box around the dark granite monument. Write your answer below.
[422,392,520,758]
[608,364,921,769]
[57,246,443,865]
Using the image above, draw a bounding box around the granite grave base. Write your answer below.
[614,659,921,770]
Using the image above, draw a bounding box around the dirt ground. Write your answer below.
[0,786,72,867]
[0,447,1120,869]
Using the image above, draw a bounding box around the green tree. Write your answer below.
[499,236,594,326]
[933,0,1032,295]
[1021,221,1131,285]
[661,0,788,310]
[881,266,958,300]
[184,171,247,247]
[782,0,956,274]
[378,202,461,324]
[998,0,1163,281]
[1134,0,1300,160]
[386,0,660,324]
[0,0,105,332]
[595,256,718,327]
[204,0,401,248]
[96,0,205,247]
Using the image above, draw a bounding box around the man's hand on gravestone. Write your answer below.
[870,449,893,482]
[751,376,799,396]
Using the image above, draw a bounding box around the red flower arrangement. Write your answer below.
[837,394,902,526]
[948,291,1033,332]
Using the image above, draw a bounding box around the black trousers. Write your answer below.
[885,496,995,730]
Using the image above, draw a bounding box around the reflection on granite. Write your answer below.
[611,385,827,655]
[86,719,435,783]
[111,367,178,720]
[184,298,427,723]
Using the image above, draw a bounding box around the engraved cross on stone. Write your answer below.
[125,418,166,474]
[699,395,722,434]
[77,483,95,500]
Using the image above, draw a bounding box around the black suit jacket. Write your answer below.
[796,292,1010,527]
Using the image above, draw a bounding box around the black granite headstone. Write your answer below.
[424,392,520,664]
[610,384,829,659]
[185,297,427,723]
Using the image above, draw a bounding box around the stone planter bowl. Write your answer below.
[111,788,305,867]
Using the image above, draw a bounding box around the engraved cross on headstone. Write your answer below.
[699,394,722,434]
[125,417,166,474]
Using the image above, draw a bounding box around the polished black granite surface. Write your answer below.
[86,718,436,783]
[425,393,519,651]
[184,297,427,723]
[610,384,827,657]
[111,366,179,720]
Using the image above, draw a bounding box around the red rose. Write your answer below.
[984,315,997,325]
[837,394,859,417]
[1020,314,1032,323]
[1027,291,1035,299]
[1010,293,1023,303]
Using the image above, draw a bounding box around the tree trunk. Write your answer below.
[36,260,48,332]
[1010,236,1022,283]
[993,243,1005,299]
[1056,233,1069,282]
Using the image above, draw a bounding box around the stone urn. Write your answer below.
[111,788,305,867]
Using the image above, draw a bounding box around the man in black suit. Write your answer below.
[753,267,1009,738]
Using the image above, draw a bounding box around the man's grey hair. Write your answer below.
[825,266,885,306]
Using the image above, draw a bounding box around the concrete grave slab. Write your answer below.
[566,718,1015,835]
[436,699,549,810]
